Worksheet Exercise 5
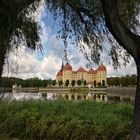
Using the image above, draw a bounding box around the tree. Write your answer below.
[71,80,75,87]
[129,75,137,86]
[98,82,101,87]
[102,80,105,87]
[45,1,140,138]
[107,75,137,87]
[1,0,140,138]
[0,0,40,79]
[58,80,63,87]
[65,79,69,87]
[93,80,96,87]
[99,2,140,137]
[77,80,82,86]
[52,80,56,86]
[83,80,87,86]
[42,80,48,87]
[48,79,52,87]
[114,77,120,86]
[121,76,129,87]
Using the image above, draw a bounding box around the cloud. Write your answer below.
[106,58,136,77]
[45,34,65,58]
[3,46,61,80]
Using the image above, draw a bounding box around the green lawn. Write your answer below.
[0,100,133,140]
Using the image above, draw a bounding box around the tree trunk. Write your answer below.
[0,48,6,80]
[131,62,140,140]
[100,0,140,139]
[0,47,6,100]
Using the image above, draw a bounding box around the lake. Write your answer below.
[0,88,135,103]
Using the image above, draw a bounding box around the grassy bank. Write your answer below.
[0,100,133,140]
[70,87,89,93]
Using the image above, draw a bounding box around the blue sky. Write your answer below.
[2,3,137,79]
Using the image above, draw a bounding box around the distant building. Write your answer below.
[56,62,107,86]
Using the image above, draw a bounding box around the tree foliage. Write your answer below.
[52,80,56,86]
[0,0,41,78]
[0,77,48,88]
[93,80,96,87]
[45,0,140,68]
[59,80,63,87]
[77,80,82,86]
[83,80,87,86]
[102,80,105,87]
[71,80,75,87]
[65,79,69,87]
[107,75,137,87]
[98,82,101,87]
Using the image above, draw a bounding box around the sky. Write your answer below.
[2,2,137,80]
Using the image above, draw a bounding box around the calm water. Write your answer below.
[0,91,135,103]
[1,92,54,101]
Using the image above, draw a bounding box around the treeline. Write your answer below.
[0,74,137,88]
[107,74,137,87]
[0,77,55,88]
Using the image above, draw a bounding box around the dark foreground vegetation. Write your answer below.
[0,100,133,140]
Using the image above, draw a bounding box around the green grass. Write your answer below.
[70,87,89,93]
[0,100,133,140]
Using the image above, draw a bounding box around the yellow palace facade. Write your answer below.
[56,62,107,86]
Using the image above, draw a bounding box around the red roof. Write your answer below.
[77,67,87,72]
[64,63,72,71]
[95,69,98,73]
[88,68,96,74]
[97,64,106,71]
[56,70,63,76]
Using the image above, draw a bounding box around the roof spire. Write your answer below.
[61,60,64,70]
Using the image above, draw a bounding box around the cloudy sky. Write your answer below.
[2,3,137,80]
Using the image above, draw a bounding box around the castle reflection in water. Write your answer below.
[37,92,107,101]
[6,91,134,103]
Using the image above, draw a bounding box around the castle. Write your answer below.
[56,62,107,87]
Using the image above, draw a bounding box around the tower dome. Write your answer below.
[64,63,72,71]
[97,64,106,71]
[88,68,96,74]
[56,70,63,76]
